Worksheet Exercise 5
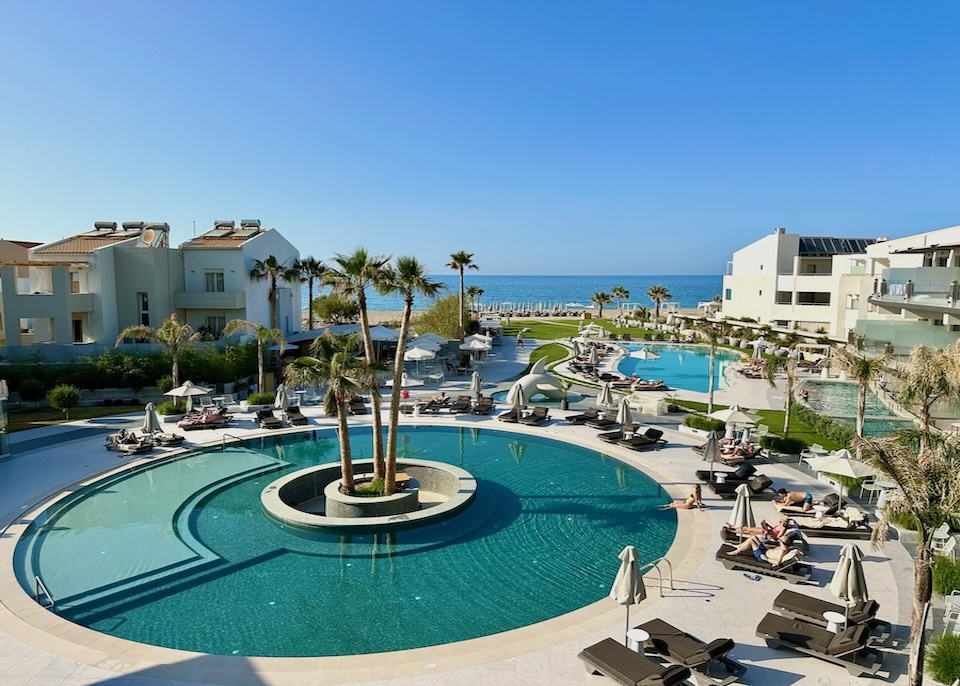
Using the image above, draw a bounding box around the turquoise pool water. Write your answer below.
[14,426,675,657]
[616,344,742,393]
[801,380,913,437]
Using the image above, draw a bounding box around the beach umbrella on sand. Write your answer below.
[164,380,210,413]
[142,402,163,434]
[829,543,869,623]
[469,371,483,400]
[609,545,646,645]
[804,450,876,502]
[728,482,755,541]
[596,382,614,409]
[702,430,721,481]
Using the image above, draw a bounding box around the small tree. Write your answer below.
[414,294,463,340]
[647,284,671,319]
[18,378,47,408]
[611,286,630,314]
[313,293,360,324]
[590,291,612,318]
[48,384,81,419]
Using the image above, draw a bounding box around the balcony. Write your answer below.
[68,293,95,312]
[173,291,246,310]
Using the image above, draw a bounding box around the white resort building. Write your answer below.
[0,220,300,359]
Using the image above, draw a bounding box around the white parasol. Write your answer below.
[609,545,646,644]
[164,380,211,413]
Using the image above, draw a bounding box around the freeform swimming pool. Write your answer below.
[800,379,913,437]
[14,426,675,657]
[616,343,742,393]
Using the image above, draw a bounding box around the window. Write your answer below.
[205,316,225,337]
[138,292,149,326]
[70,272,80,294]
[775,291,793,305]
[796,291,831,306]
[724,288,732,300]
[205,271,225,292]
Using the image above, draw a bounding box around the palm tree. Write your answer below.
[380,257,444,495]
[250,255,300,330]
[611,286,630,314]
[590,291,612,318]
[857,429,960,686]
[222,319,285,394]
[295,256,328,331]
[115,313,202,388]
[647,285,671,320]
[465,285,484,316]
[896,343,960,442]
[762,352,798,437]
[834,348,891,444]
[329,248,392,477]
[446,251,478,342]
[284,333,366,494]
[696,320,726,414]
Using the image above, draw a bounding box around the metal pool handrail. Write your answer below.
[35,576,55,608]
[638,556,674,597]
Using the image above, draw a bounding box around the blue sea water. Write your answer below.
[303,274,722,312]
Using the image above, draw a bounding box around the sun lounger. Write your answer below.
[585,415,618,429]
[105,431,153,454]
[707,474,774,499]
[567,407,600,424]
[471,397,494,415]
[715,543,812,584]
[257,409,283,430]
[178,407,232,431]
[776,492,846,518]
[447,396,472,414]
[577,637,691,686]
[348,398,368,415]
[498,408,521,423]
[519,406,550,425]
[720,525,810,555]
[695,462,756,483]
[142,430,185,447]
[618,428,666,451]
[755,612,883,677]
[598,423,638,444]
[788,508,875,539]
[772,589,891,643]
[285,405,308,426]
[635,618,746,686]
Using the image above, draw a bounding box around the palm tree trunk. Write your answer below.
[707,344,716,414]
[909,544,934,686]
[307,277,315,330]
[857,385,867,439]
[172,356,180,388]
[458,267,465,342]
[336,400,355,494]
[357,291,385,478]
[385,297,414,495]
[783,374,793,437]
[270,276,279,329]
[257,340,265,393]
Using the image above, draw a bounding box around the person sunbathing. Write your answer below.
[773,488,813,511]
[725,518,799,544]
[659,484,704,510]
[725,535,803,566]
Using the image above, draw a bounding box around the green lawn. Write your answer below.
[7,405,134,433]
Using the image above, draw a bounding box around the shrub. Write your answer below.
[934,555,960,597]
[155,400,182,416]
[355,478,384,497]
[759,435,808,455]
[414,294,463,340]
[313,293,360,324]
[47,384,81,419]
[793,404,855,447]
[247,391,276,406]
[683,414,726,433]
[889,510,919,531]
[156,375,174,394]
[17,377,47,405]
[927,633,960,685]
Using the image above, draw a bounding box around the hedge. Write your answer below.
[759,435,808,455]
[683,414,726,433]
[792,403,855,448]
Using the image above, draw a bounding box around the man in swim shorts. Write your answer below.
[773,488,814,512]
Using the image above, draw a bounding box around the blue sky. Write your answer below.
[2,2,959,274]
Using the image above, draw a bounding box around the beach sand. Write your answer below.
[303,308,703,327]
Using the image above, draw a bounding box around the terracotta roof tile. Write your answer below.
[33,235,136,254]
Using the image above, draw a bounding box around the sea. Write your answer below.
[302,274,722,312]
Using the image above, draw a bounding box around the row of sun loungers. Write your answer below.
[498,406,550,425]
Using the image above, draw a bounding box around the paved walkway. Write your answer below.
[0,340,915,685]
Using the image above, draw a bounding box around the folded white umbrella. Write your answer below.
[829,544,869,621]
[596,382,614,408]
[728,482,755,540]
[615,397,633,427]
[610,545,646,645]
[142,402,163,434]
[469,371,483,399]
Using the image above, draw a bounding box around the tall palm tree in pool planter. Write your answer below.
[250,255,300,330]
[329,248,392,478]
[222,319,285,395]
[857,430,960,686]
[446,251,478,342]
[590,291,612,318]
[285,333,367,495]
[295,256,329,331]
[379,257,445,495]
[646,284,671,320]
[834,347,891,450]
[611,286,630,315]
[115,313,203,389]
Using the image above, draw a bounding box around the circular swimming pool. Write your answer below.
[14,425,676,657]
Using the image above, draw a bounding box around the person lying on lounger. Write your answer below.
[773,489,813,511]
[725,535,803,566]
[724,517,800,544]
[659,484,704,510]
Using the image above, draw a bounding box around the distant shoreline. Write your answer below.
[303,308,703,327]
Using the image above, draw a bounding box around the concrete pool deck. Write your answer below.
[0,342,915,685]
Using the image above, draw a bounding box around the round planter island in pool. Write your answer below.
[13,425,677,658]
[262,458,477,531]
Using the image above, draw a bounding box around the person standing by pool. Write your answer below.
[516,332,524,348]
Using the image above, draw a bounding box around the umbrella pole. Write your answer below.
[625,605,630,646]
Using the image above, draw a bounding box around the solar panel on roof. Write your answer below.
[231,229,259,238]
[205,229,233,238]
